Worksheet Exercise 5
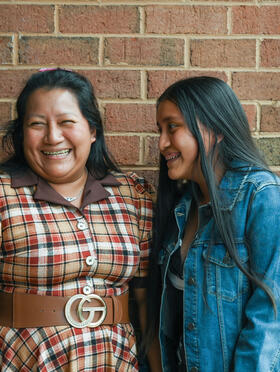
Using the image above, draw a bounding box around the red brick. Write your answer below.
[190,39,256,68]
[81,70,141,99]
[232,6,280,34]
[232,72,280,100]
[0,70,35,99]
[0,5,54,33]
[261,39,280,68]
[261,106,280,132]
[145,6,227,34]
[147,71,227,99]
[105,135,140,166]
[0,37,13,64]
[59,5,139,34]
[0,103,12,127]
[105,37,184,67]
[19,37,99,66]
[104,104,157,133]
[242,104,257,131]
[144,136,160,167]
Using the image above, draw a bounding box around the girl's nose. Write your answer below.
[158,131,171,152]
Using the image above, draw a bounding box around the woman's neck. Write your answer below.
[48,168,88,207]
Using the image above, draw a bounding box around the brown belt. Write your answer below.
[0,291,129,328]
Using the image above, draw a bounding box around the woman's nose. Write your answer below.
[44,123,63,144]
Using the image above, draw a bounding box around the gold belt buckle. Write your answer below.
[65,294,107,328]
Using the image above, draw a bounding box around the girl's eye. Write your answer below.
[168,123,177,131]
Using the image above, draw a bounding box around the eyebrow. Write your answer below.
[25,112,76,119]
[158,115,181,124]
[25,114,45,120]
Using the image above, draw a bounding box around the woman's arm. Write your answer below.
[233,183,280,371]
[134,287,162,372]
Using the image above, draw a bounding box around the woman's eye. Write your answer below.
[29,121,45,126]
[61,120,75,125]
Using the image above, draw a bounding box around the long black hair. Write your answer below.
[1,68,119,178]
[146,76,276,347]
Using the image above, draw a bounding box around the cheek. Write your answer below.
[23,130,42,158]
[178,135,199,159]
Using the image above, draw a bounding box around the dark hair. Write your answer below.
[146,76,275,347]
[1,68,119,178]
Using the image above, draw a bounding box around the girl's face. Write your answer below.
[23,88,96,185]
[157,99,219,184]
[157,99,201,182]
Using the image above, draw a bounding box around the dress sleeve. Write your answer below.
[126,172,155,288]
[233,183,280,371]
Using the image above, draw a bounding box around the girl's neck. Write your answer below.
[198,161,226,205]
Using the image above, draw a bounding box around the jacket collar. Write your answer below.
[11,168,121,210]
[177,161,252,212]
[218,161,251,211]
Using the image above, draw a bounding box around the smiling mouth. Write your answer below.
[42,149,71,158]
[166,153,180,162]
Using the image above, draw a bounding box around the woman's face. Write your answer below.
[157,99,201,182]
[23,88,96,184]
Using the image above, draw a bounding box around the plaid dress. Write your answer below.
[0,169,153,371]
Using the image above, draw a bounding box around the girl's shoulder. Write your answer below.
[244,168,280,190]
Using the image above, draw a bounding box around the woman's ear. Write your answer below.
[91,129,96,144]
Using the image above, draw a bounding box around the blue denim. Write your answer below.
[159,163,280,372]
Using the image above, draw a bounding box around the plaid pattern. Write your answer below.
[0,170,153,371]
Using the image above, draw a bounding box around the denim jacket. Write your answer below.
[159,164,280,372]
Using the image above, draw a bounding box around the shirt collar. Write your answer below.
[11,168,121,209]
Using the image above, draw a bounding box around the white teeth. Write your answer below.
[166,153,180,161]
[43,150,69,155]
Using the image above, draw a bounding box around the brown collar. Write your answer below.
[11,168,121,210]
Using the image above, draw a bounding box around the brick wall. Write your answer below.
[0,1,279,185]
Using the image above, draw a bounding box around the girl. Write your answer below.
[147,76,280,372]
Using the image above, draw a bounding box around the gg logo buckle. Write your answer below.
[65,294,107,328]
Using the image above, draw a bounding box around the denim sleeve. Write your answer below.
[233,183,280,372]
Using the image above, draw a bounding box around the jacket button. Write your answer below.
[190,367,198,372]
[223,256,231,265]
[187,322,195,331]
[187,277,196,285]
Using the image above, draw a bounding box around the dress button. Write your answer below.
[187,277,196,286]
[77,221,87,230]
[83,286,92,295]
[86,256,96,266]
[190,367,198,372]
[187,322,195,331]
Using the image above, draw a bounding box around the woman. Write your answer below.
[0,68,156,371]
[147,76,280,372]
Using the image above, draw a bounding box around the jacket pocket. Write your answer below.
[203,243,250,302]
